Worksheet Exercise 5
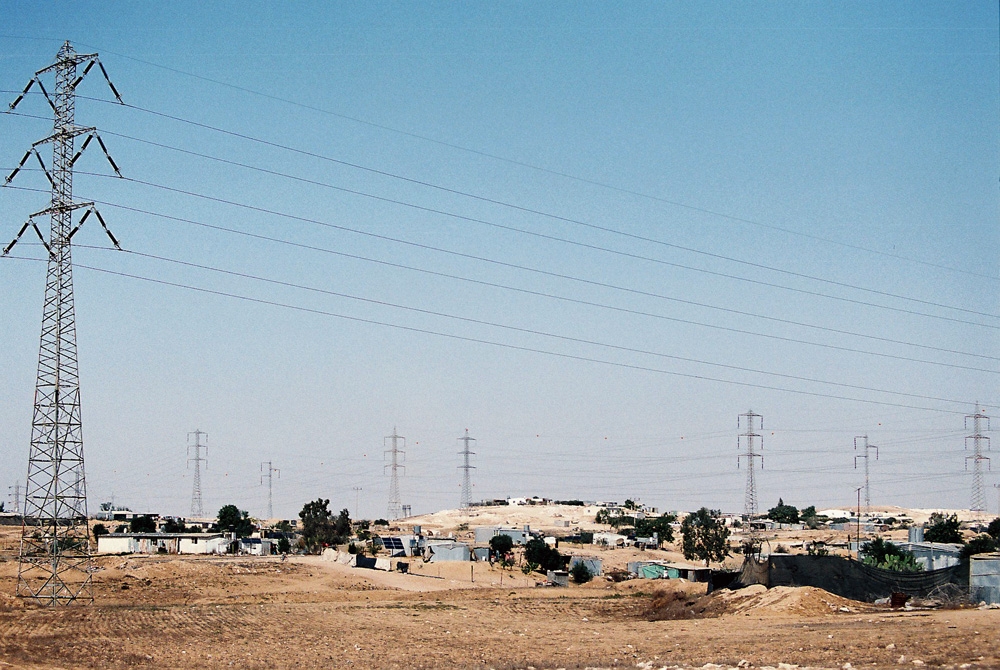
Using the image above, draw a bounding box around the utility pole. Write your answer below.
[458,429,476,508]
[854,435,879,519]
[261,461,279,520]
[855,486,863,560]
[737,410,763,551]
[965,403,990,523]
[187,430,208,518]
[352,486,362,519]
[384,427,405,520]
[5,41,124,606]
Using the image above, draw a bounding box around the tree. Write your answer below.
[570,561,593,583]
[523,538,565,572]
[217,504,254,538]
[767,498,799,524]
[634,513,677,544]
[623,499,638,510]
[924,513,962,544]
[680,508,731,567]
[162,518,186,534]
[92,523,109,542]
[986,518,1000,541]
[130,515,157,533]
[861,537,921,572]
[298,499,351,552]
[277,537,291,554]
[488,533,514,562]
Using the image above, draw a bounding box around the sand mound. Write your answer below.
[646,584,865,620]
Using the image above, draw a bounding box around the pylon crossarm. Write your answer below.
[2,218,49,256]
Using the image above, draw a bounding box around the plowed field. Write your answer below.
[0,553,996,669]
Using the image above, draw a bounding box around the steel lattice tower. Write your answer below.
[853,435,879,518]
[458,429,476,508]
[261,461,279,519]
[965,404,990,522]
[4,41,123,606]
[738,410,763,546]
[384,427,405,520]
[187,430,208,518]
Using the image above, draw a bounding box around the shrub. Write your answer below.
[570,561,593,583]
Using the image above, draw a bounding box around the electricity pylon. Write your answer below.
[261,461,279,519]
[458,429,476,508]
[965,403,990,523]
[187,430,208,518]
[738,410,763,550]
[8,484,21,514]
[853,435,879,518]
[384,427,405,520]
[4,41,123,606]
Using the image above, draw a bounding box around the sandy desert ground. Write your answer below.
[0,511,997,670]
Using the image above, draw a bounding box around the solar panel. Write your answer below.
[382,537,406,556]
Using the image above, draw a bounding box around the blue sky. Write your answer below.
[0,2,998,520]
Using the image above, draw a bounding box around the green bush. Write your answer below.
[570,561,593,584]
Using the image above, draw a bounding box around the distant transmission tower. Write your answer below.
[965,404,990,522]
[458,429,476,508]
[187,430,208,518]
[5,41,124,606]
[261,461,279,519]
[384,427,405,520]
[853,435,879,518]
[738,410,764,547]
[8,484,21,515]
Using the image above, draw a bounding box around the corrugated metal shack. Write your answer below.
[971,553,1000,605]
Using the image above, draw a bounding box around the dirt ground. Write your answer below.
[0,548,997,670]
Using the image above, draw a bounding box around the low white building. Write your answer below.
[97,532,228,555]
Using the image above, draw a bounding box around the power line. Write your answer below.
[6,179,998,364]
[5,255,977,414]
[81,125,999,325]
[104,246,996,407]
[37,103,992,321]
[62,45,1000,283]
